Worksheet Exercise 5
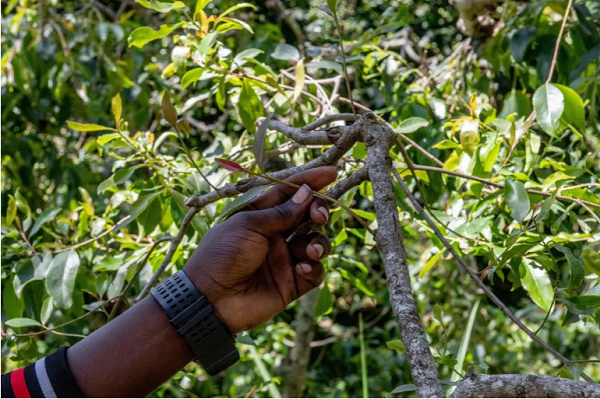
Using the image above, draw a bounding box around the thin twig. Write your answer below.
[108,236,174,321]
[332,13,357,117]
[135,209,199,302]
[410,164,600,209]
[53,215,131,253]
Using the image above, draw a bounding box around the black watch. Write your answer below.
[151,270,239,375]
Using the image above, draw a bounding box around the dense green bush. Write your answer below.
[2,0,599,397]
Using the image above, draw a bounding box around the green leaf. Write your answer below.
[97,132,122,146]
[46,250,80,310]
[111,93,122,126]
[237,79,263,134]
[196,31,218,63]
[554,244,585,292]
[504,178,530,222]
[568,295,600,307]
[318,4,334,17]
[216,186,267,223]
[254,111,275,173]
[392,384,416,394]
[67,121,116,132]
[181,68,204,89]
[218,2,257,19]
[40,297,53,325]
[195,0,212,15]
[420,249,445,279]
[131,191,163,221]
[4,318,42,328]
[3,282,24,320]
[78,187,95,216]
[232,49,263,70]
[582,249,600,277]
[29,207,61,236]
[553,84,585,128]
[6,195,17,226]
[271,44,300,62]
[13,253,52,297]
[216,17,254,34]
[542,171,575,190]
[500,91,532,119]
[162,91,178,128]
[314,284,333,317]
[396,117,429,134]
[533,83,564,137]
[292,58,305,103]
[481,141,501,173]
[306,60,343,74]
[14,189,31,218]
[326,0,339,15]
[386,339,405,353]
[128,23,183,49]
[520,261,553,311]
[135,0,185,13]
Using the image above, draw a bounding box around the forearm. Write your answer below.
[67,296,194,397]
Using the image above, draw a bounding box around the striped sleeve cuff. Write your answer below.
[1,347,84,398]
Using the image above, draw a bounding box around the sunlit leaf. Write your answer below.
[46,250,80,310]
[420,249,446,279]
[397,117,429,134]
[67,121,116,132]
[4,318,42,328]
[520,260,553,311]
[292,58,305,103]
[504,178,530,222]
[128,23,183,48]
[271,44,300,62]
[135,0,185,13]
[111,93,122,126]
[533,83,564,137]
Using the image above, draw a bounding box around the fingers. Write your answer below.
[295,260,325,287]
[249,166,337,210]
[310,198,329,225]
[242,184,314,236]
[288,232,331,262]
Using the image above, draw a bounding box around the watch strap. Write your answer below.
[151,271,239,375]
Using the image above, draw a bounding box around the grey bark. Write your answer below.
[283,289,319,398]
[452,374,600,398]
[186,121,361,208]
[361,113,444,398]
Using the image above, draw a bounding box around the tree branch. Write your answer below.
[361,113,444,397]
[451,374,600,398]
[391,168,595,383]
[185,121,362,208]
[134,208,199,302]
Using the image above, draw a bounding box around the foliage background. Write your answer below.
[1,0,599,397]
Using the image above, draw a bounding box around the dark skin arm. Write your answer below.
[67,167,337,397]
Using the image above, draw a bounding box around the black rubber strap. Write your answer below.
[151,271,239,375]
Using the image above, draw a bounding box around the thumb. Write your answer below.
[246,184,313,235]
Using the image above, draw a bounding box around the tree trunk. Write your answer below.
[283,289,319,397]
[361,113,444,398]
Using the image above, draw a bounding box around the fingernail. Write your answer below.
[317,206,329,222]
[297,262,312,275]
[312,243,325,259]
[292,184,311,204]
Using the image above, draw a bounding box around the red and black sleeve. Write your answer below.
[1,347,84,398]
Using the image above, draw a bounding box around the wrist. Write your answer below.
[151,270,240,375]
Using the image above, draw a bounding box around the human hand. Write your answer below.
[184,166,337,333]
